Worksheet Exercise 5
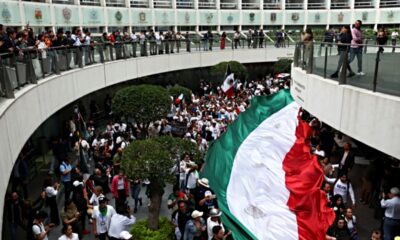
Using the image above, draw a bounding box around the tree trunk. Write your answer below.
[147,181,164,230]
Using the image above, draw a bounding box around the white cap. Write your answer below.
[73,181,83,187]
[205,190,212,197]
[390,187,400,195]
[120,231,132,239]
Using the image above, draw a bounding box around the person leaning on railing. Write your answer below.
[300,28,314,67]
[330,25,355,78]
[376,28,388,54]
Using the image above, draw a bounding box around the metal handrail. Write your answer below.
[220,2,238,8]
[285,3,303,8]
[354,1,374,7]
[294,41,400,96]
[0,37,290,99]
[198,1,216,8]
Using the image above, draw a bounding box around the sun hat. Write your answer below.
[191,210,203,218]
[209,208,222,217]
[198,178,210,188]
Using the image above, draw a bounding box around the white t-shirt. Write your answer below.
[325,177,355,204]
[84,35,91,45]
[32,222,48,240]
[186,170,199,189]
[108,214,136,238]
[72,34,82,46]
[45,186,58,198]
[38,42,47,59]
[58,233,79,240]
[92,205,116,234]
[207,218,224,240]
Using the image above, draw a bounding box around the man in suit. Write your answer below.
[338,142,355,175]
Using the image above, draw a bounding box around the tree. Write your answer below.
[273,58,293,75]
[168,84,192,103]
[209,61,248,86]
[121,136,202,230]
[112,84,171,137]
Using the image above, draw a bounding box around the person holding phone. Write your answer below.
[32,211,54,240]
[198,190,218,219]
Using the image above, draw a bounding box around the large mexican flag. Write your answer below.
[202,90,335,240]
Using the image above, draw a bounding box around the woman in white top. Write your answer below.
[44,177,61,226]
[37,34,47,59]
[58,224,79,240]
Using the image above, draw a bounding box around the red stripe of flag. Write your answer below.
[283,118,335,240]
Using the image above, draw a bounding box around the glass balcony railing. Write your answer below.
[354,0,375,8]
[52,0,74,4]
[285,2,304,9]
[242,2,260,9]
[0,36,281,99]
[198,0,216,8]
[130,0,149,7]
[380,0,400,7]
[307,2,326,9]
[106,0,126,6]
[176,0,194,8]
[220,2,238,9]
[293,40,400,97]
[331,0,350,8]
[22,0,46,2]
[153,0,172,8]
[263,0,281,9]
[80,0,101,6]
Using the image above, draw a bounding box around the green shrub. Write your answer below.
[273,58,293,75]
[130,217,175,240]
[209,61,248,86]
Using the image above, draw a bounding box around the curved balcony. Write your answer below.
[0,40,294,236]
[291,41,400,159]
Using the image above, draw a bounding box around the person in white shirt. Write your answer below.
[32,211,54,240]
[92,196,116,240]
[207,208,225,240]
[325,173,355,208]
[58,224,79,240]
[391,31,398,46]
[44,177,61,226]
[380,187,400,240]
[108,203,136,239]
[71,29,84,47]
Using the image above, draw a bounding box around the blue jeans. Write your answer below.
[383,217,400,240]
[348,47,363,73]
[131,184,141,208]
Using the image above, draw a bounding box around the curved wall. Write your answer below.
[291,66,400,159]
[0,47,293,234]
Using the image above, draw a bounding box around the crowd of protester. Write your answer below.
[2,23,400,240]
[0,24,288,61]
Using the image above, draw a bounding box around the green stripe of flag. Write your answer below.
[202,90,295,240]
